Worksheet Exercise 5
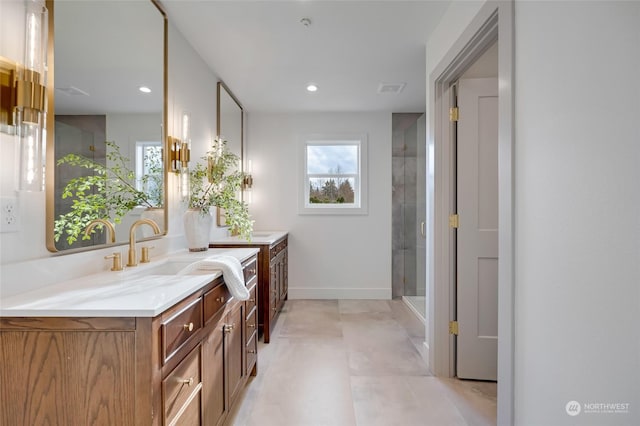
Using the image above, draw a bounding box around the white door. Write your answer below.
[456,77,499,381]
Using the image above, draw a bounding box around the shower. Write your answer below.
[392,113,426,321]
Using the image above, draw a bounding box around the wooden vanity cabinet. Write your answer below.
[211,234,288,343]
[0,254,258,426]
[269,240,288,334]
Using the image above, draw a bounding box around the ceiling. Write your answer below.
[161,0,451,113]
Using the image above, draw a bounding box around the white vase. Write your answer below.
[183,208,212,252]
[140,207,164,237]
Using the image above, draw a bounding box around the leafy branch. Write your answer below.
[54,141,158,245]
[188,138,253,240]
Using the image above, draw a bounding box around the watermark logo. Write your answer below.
[566,400,630,416]
[566,401,581,416]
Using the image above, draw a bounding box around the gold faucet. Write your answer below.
[85,219,116,243]
[127,219,161,267]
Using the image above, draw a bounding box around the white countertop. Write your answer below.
[212,230,288,246]
[0,248,259,318]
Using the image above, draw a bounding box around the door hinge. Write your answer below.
[449,320,459,335]
[449,107,459,122]
[449,214,459,229]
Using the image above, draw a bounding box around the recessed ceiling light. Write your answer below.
[139,86,152,93]
[306,83,318,92]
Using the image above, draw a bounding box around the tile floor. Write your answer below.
[226,299,496,426]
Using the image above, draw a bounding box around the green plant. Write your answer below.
[188,138,253,240]
[54,140,160,245]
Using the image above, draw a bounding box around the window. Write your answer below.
[135,141,163,206]
[299,134,368,215]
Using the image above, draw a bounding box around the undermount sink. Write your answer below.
[136,259,224,277]
[135,259,197,275]
[94,260,219,299]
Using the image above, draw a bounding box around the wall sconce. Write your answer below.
[0,0,49,191]
[242,159,253,204]
[169,111,191,199]
[242,159,253,189]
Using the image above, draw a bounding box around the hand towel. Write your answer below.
[177,255,249,300]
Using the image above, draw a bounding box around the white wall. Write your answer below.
[0,10,227,293]
[514,1,639,425]
[426,1,640,425]
[166,21,229,245]
[246,112,392,299]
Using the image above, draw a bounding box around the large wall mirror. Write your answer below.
[46,0,167,253]
[216,81,244,226]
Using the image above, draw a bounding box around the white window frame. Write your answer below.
[298,133,368,215]
[135,140,162,190]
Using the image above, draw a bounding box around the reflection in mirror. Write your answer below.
[216,82,244,226]
[47,0,167,252]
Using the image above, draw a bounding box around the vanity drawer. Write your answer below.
[245,283,257,317]
[243,257,257,283]
[203,283,230,324]
[162,298,203,363]
[269,243,281,260]
[163,345,202,426]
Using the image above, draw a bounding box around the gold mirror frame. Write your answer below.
[216,81,244,227]
[45,0,168,253]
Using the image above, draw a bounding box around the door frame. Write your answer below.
[427,1,514,424]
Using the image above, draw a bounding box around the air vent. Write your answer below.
[56,86,89,96]
[377,82,406,94]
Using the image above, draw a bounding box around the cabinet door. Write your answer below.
[283,248,288,298]
[1,326,137,425]
[278,249,288,301]
[269,262,279,321]
[226,301,245,404]
[202,317,227,426]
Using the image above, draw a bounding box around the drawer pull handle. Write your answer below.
[247,350,256,354]
[181,377,194,386]
[248,324,256,328]
[249,298,255,303]
[216,296,225,303]
[224,324,234,334]
[183,322,194,332]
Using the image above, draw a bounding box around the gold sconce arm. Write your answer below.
[1,57,17,129]
[242,174,253,190]
[169,136,191,172]
[1,59,46,127]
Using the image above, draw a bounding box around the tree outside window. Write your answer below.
[300,135,368,215]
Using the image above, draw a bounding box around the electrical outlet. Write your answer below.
[0,196,21,233]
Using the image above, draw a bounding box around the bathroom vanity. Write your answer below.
[211,232,288,343]
[0,249,259,426]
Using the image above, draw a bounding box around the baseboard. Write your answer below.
[402,296,426,323]
[423,341,431,373]
[288,287,391,300]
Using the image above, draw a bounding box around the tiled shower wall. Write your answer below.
[392,113,423,298]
